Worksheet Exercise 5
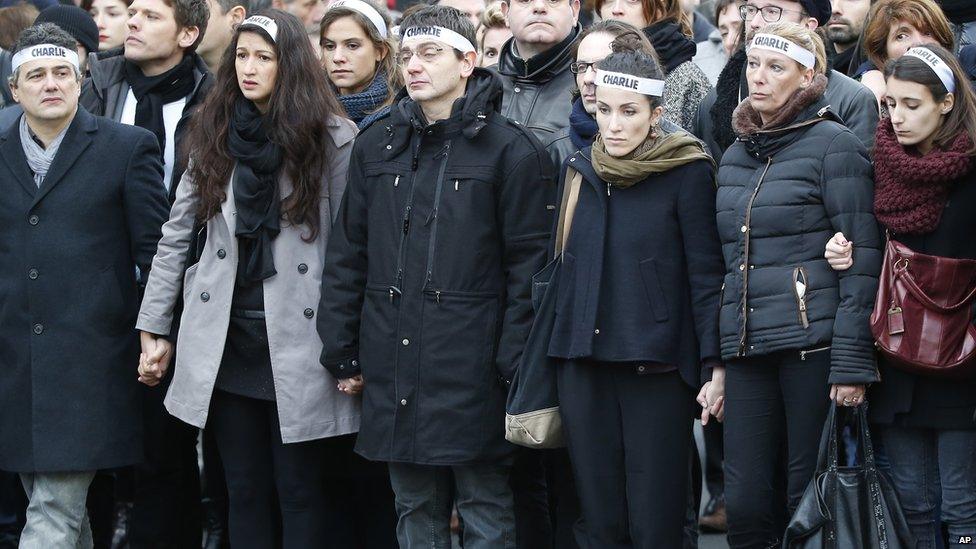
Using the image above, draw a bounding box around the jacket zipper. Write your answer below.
[390,136,424,303]
[792,266,810,328]
[800,346,830,361]
[738,157,773,356]
[423,142,452,293]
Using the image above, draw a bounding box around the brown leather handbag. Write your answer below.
[870,239,976,378]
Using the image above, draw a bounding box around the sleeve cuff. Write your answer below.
[323,356,361,379]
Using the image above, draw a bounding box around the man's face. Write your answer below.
[440,0,486,30]
[743,0,816,39]
[126,0,199,71]
[11,58,81,122]
[718,1,743,55]
[574,30,613,114]
[400,39,474,107]
[504,0,580,54]
[197,0,242,63]
[827,0,870,47]
[599,0,648,31]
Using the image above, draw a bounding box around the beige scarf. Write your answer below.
[591,129,713,188]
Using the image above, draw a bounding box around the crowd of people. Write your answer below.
[0,0,974,547]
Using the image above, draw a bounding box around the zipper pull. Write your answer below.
[388,286,402,303]
[607,182,611,196]
[800,349,807,361]
[394,175,400,187]
[454,179,459,191]
[435,290,441,304]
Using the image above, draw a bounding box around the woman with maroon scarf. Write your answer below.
[826,44,976,549]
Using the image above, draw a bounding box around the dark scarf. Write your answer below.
[873,119,974,235]
[569,98,598,150]
[709,47,748,152]
[643,19,696,74]
[338,70,389,128]
[228,98,284,283]
[122,54,195,158]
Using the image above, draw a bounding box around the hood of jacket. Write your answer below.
[496,24,580,82]
[86,47,210,104]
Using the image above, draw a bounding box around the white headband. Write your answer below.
[904,46,956,93]
[400,25,475,54]
[595,69,665,97]
[748,33,815,69]
[241,15,278,42]
[328,0,387,39]
[11,44,79,73]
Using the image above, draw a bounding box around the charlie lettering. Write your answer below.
[601,74,639,90]
[753,35,788,52]
[405,26,442,38]
[30,46,66,58]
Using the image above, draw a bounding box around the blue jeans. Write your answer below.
[18,471,95,549]
[387,462,515,549]
[880,426,976,549]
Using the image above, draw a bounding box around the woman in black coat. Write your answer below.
[548,37,724,548]
[713,23,882,548]
[826,44,976,549]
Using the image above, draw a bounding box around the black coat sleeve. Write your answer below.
[123,131,169,278]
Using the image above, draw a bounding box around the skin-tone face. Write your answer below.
[479,26,512,66]
[502,0,580,60]
[598,0,649,31]
[236,31,278,112]
[197,0,246,70]
[10,58,81,140]
[884,76,954,155]
[745,47,814,124]
[574,31,614,115]
[440,0,486,29]
[718,2,742,55]
[886,20,935,62]
[743,0,817,39]
[126,0,200,76]
[90,0,129,50]
[826,0,870,52]
[321,16,387,95]
[595,85,662,157]
[399,39,476,122]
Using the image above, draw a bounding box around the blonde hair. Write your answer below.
[477,0,507,49]
[756,22,827,75]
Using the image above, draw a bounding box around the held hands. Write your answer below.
[824,232,853,271]
[337,375,364,396]
[830,384,866,407]
[138,331,173,387]
[697,366,726,425]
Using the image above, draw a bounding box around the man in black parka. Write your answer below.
[318,6,553,548]
[0,24,169,547]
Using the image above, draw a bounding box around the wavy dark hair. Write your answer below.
[185,9,343,241]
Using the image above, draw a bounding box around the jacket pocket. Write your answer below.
[792,266,810,329]
[639,258,669,322]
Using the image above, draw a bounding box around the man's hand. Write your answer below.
[337,375,364,395]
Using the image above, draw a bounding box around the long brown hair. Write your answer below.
[862,0,954,71]
[185,9,343,241]
[591,0,692,37]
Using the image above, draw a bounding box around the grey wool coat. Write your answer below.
[137,116,361,443]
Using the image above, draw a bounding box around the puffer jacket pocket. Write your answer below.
[792,266,810,329]
[639,258,669,322]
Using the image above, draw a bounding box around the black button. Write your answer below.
[297,263,308,274]
[32,323,43,335]
[28,268,38,280]
[304,308,314,319]
[28,215,38,226]
[200,292,210,302]
[217,249,226,259]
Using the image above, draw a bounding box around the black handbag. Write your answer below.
[783,405,913,548]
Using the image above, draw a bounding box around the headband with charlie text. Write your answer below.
[328,0,388,39]
[241,15,278,43]
[748,33,815,69]
[400,25,475,54]
[595,69,665,97]
[11,44,80,73]
[903,46,956,93]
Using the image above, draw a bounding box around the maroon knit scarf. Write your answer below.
[873,119,974,235]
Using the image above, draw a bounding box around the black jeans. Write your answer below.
[208,390,328,549]
[723,349,831,549]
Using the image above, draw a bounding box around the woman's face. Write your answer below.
[599,0,650,30]
[575,31,615,115]
[321,16,386,96]
[885,20,934,63]
[595,86,661,157]
[89,0,129,51]
[745,48,813,123]
[236,31,278,112]
[884,76,953,154]
[479,26,512,67]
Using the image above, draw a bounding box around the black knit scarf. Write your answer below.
[228,97,284,283]
[122,54,195,159]
[643,18,697,74]
[709,47,747,153]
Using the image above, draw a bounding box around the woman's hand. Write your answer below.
[337,375,364,395]
[138,331,173,386]
[697,366,726,425]
[824,232,853,271]
[830,384,865,407]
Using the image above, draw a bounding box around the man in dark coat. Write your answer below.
[318,6,553,548]
[0,24,169,547]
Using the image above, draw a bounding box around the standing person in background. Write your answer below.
[84,0,130,50]
[826,0,872,77]
[716,0,743,54]
[196,0,247,72]
[35,4,99,70]
[476,0,509,66]
[693,0,739,85]
[0,2,40,106]
[682,0,719,41]
[320,0,400,127]
[272,0,316,30]
[439,0,486,28]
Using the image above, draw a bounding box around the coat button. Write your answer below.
[28,214,39,225]
[304,308,314,318]
[32,323,43,335]
[386,145,392,150]
[298,263,308,274]
[217,249,226,259]
[514,86,521,93]
[594,329,600,335]
[200,292,210,302]
[739,264,745,271]
[352,359,358,367]
[28,268,38,280]
[400,399,408,406]
[741,225,748,233]
[570,157,576,162]
[402,338,410,346]
[637,365,646,373]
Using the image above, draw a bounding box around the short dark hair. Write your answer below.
[597,44,665,107]
[212,0,246,15]
[160,0,210,51]
[399,4,476,59]
[10,23,81,85]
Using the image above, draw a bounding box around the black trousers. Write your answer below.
[723,349,831,549]
[703,420,725,498]
[557,360,695,548]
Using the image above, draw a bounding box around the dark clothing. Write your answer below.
[961,45,976,88]
[214,312,275,401]
[0,108,169,473]
[643,19,697,74]
[207,390,328,549]
[557,362,695,548]
[723,349,833,549]
[0,49,12,107]
[548,151,724,389]
[939,0,976,24]
[692,12,717,44]
[833,45,858,78]
[318,69,554,464]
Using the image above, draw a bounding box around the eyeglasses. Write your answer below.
[509,0,569,8]
[570,61,598,74]
[738,4,806,23]
[398,44,446,65]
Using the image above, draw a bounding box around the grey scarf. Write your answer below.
[20,115,68,187]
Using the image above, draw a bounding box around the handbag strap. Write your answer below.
[895,267,976,312]
[554,167,584,258]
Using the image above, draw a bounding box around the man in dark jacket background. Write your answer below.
[0,23,169,548]
[318,6,553,548]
